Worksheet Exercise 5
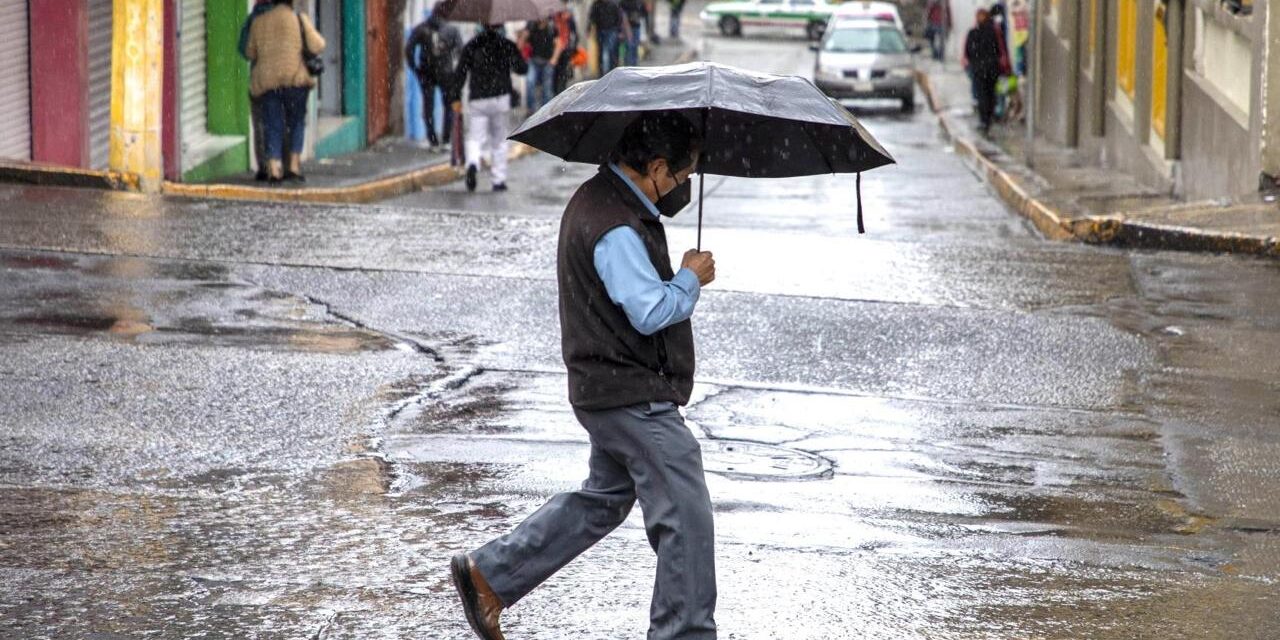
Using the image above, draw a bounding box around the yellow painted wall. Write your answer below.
[109,0,164,190]
[1117,0,1137,99]
[1151,0,1168,138]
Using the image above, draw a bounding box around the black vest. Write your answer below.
[557,166,696,411]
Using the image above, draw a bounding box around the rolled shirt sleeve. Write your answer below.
[593,226,701,336]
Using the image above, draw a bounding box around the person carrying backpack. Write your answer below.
[406,12,463,149]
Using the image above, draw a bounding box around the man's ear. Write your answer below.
[646,157,668,180]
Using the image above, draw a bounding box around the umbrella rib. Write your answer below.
[801,122,837,175]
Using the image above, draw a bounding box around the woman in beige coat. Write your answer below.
[246,0,325,183]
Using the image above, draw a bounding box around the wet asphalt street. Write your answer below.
[3,25,1280,640]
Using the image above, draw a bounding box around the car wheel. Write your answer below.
[805,21,826,41]
[719,15,742,37]
[901,93,916,113]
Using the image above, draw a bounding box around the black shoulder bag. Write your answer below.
[298,14,324,76]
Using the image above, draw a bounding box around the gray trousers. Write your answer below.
[472,401,717,639]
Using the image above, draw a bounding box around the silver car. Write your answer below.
[811,18,920,112]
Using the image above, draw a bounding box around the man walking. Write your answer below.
[589,0,627,76]
[450,111,719,640]
[518,18,561,111]
[406,11,462,149]
[964,9,1001,135]
[451,24,528,192]
[924,0,952,61]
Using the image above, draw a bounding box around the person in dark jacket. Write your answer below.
[451,24,528,192]
[406,12,463,149]
[668,0,686,38]
[588,0,628,76]
[238,0,276,181]
[620,0,645,66]
[518,19,561,111]
[964,9,1001,135]
[449,111,718,640]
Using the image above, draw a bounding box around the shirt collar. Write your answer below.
[608,163,660,219]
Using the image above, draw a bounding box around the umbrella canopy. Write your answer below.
[433,0,559,24]
[509,62,895,179]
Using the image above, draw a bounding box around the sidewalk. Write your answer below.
[918,60,1280,258]
[1,37,699,205]
[168,36,698,204]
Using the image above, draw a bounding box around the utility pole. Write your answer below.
[109,0,165,191]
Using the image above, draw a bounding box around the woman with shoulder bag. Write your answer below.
[246,0,326,183]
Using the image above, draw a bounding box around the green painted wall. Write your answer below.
[206,1,250,137]
[343,0,367,132]
[315,117,364,157]
[314,0,368,159]
[181,140,249,183]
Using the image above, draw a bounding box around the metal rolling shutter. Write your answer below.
[0,0,31,161]
[180,0,208,167]
[87,0,114,169]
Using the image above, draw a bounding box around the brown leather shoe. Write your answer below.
[450,554,505,640]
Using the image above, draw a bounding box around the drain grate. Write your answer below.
[701,439,832,481]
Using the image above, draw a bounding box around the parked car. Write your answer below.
[811,18,920,112]
[700,0,840,40]
[830,0,905,33]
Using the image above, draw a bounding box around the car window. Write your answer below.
[791,0,815,5]
[822,26,906,53]
[758,0,784,4]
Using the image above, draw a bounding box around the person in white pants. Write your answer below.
[451,24,528,192]
[463,95,512,189]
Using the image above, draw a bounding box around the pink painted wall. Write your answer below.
[31,1,90,167]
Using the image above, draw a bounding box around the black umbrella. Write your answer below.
[509,62,895,246]
[433,0,559,23]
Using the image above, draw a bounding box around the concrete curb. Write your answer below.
[915,70,1279,258]
[161,143,540,205]
[0,162,140,191]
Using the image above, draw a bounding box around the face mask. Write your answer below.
[652,169,693,218]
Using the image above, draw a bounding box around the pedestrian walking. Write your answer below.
[588,0,627,76]
[668,0,686,39]
[246,0,325,183]
[963,8,1001,135]
[924,0,952,61]
[620,0,646,66]
[644,0,661,44]
[552,5,581,94]
[406,11,463,150]
[238,0,277,181]
[518,18,562,111]
[450,110,718,640]
[451,24,528,192]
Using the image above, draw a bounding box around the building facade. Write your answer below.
[1031,0,1276,201]
[0,0,404,185]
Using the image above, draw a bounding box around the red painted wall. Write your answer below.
[366,0,390,143]
[163,0,179,181]
[30,1,90,167]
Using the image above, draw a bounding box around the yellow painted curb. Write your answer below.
[162,143,540,205]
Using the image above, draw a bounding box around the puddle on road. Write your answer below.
[0,249,396,354]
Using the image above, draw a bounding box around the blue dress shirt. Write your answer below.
[593,164,701,336]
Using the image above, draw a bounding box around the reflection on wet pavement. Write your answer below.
[3,28,1280,638]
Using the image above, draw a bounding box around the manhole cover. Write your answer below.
[701,439,832,481]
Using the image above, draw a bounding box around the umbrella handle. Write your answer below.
[697,108,708,252]
[697,168,705,252]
